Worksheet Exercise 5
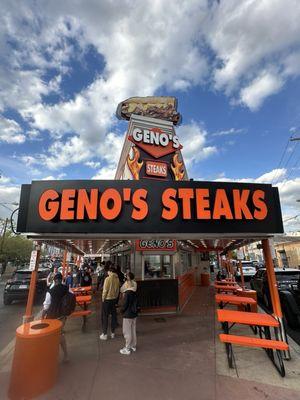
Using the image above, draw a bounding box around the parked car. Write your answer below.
[250,268,300,328]
[3,268,50,305]
[235,261,257,281]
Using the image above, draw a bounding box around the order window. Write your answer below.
[144,255,173,279]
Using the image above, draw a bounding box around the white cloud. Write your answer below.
[206,0,300,108]
[239,71,284,111]
[177,122,217,166]
[85,161,101,169]
[0,174,11,184]
[214,168,300,232]
[42,173,66,180]
[256,168,287,184]
[6,1,209,168]
[92,165,116,180]
[0,185,20,219]
[212,128,244,137]
[0,116,25,144]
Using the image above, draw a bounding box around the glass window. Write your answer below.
[144,255,173,279]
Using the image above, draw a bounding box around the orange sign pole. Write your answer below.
[261,238,290,359]
[23,242,41,323]
[261,239,282,318]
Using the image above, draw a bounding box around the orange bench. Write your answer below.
[219,333,288,376]
[214,284,239,293]
[217,309,288,376]
[215,294,256,311]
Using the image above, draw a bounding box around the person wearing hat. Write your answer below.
[42,273,69,362]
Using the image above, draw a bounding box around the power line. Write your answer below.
[272,136,291,184]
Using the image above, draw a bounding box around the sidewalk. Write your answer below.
[1,287,300,399]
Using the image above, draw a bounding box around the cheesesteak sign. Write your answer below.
[17,180,283,235]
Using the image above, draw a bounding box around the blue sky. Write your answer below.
[1,0,300,231]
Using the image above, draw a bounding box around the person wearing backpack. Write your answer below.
[42,273,76,362]
[120,272,138,355]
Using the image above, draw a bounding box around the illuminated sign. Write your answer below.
[146,160,167,178]
[136,239,176,251]
[17,180,283,235]
[128,127,182,159]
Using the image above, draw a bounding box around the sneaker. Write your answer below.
[120,347,131,355]
[111,333,115,339]
[131,347,136,352]
[99,333,107,340]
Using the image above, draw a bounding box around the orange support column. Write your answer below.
[23,243,41,323]
[262,238,290,359]
[261,239,282,318]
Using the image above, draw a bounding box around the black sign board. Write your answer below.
[17,180,283,235]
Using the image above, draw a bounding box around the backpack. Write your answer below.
[60,291,76,316]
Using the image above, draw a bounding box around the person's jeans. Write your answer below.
[123,318,137,349]
[101,299,118,334]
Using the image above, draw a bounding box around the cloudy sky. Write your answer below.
[1,0,300,232]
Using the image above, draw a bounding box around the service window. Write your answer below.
[144,255,173,279]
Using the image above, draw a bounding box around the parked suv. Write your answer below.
[250,268,300,328]
[235,261,257,281]
[3,268,49,305]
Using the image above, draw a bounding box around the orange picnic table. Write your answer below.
[216,309,288,377]
[215,294,257,311]
[217,309,279,328]
[72,286,92,295]
[214,284,239,293]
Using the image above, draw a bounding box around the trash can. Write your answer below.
[8,319,62,400]
[201,273,210,287]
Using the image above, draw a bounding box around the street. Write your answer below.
[0,277,40,352]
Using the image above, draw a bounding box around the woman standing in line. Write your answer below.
[120,272,138,355]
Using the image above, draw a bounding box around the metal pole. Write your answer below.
[23,242,41,323]
[239,260,245,290]
[262,238,291,360]
[62,246,68,279]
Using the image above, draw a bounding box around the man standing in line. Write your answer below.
[42,273,69,362]
[100,266,120,340]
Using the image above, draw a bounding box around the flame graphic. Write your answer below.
[127,146,143,180]
[171,153,184,181]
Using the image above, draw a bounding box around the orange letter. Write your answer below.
[76,189,98,220]
[253,190,268,220]
[100,189,122,220]
[178,188,194,219]
[131,189,148,220]
[60,189,76,220]
[233,189,253,219]
[196,188,211,219]
[162,188,178,220]
[213,189,233,219]
[39,189,59,221]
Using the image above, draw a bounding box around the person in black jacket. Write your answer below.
[120,272,138,355]
[42,273,69,362]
